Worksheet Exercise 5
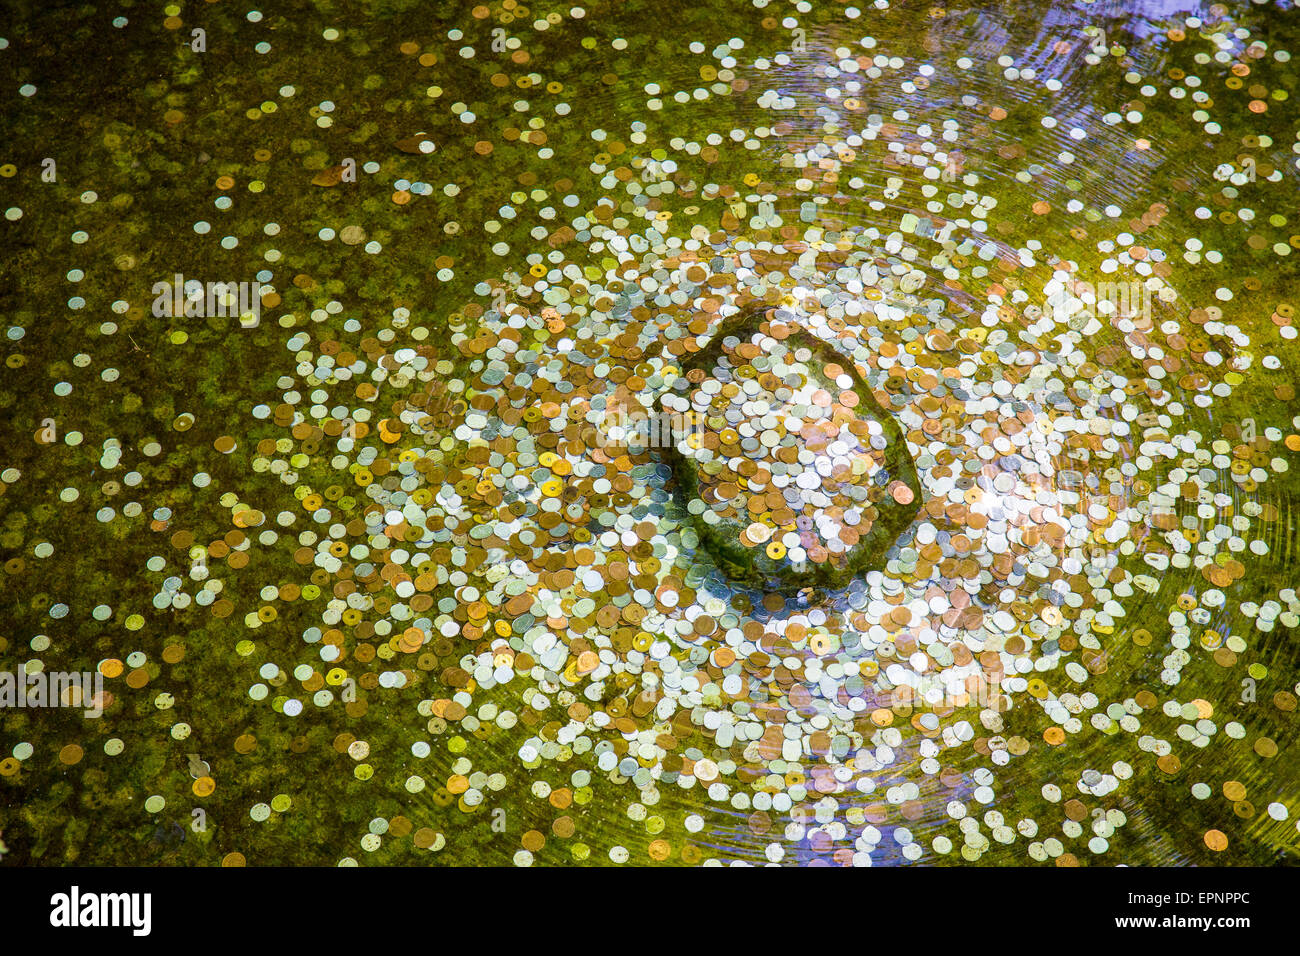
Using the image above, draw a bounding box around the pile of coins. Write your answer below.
[669,311,921,590]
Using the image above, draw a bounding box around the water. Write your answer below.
[0,0,1297,867]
